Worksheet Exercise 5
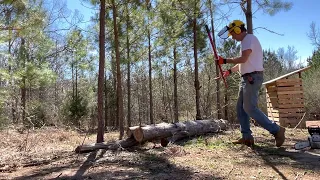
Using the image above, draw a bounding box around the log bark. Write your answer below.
[75,137,138,153]
[133,119,228,143]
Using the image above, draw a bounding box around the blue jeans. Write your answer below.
[237,73,280,140]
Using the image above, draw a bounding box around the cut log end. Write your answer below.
[133,127,144,142]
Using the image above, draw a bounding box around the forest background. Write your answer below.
[0,0,320,141]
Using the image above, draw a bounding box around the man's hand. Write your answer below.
[216,56,226,64]
[222,69,232,77]
[214,69,231,80]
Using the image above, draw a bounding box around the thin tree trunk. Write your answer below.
[126,1,131,128]
[20,38,26,125]
[111,54,117,128]
[6,9,16,123]
[148,29,154,124]
[137,77,141,126]
[193,8,201,120]
[245,0,253,34]
[104,74,109,127]
[21,77,26,124]
[72,63,74,99]
[173,46,178,122]
[75,67,78,100]
[209,0,221,119]
[97,0,106,143]
[147,2,154,125]
[112,0,124,139]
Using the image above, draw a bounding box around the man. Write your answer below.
[216,20,285,147]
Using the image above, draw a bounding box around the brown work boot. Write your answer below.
[232,138,254,147]
[275,126,286,147]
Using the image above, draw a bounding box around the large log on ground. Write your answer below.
[126,126,140,138]
[133,119,228,143]
[75,119,228,153]
[75,137,138,153]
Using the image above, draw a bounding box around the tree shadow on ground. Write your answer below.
[13,147,223,180]
[250,144,320,180]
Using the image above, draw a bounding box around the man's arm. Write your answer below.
[225,49,252,64]
[230,64,239,73]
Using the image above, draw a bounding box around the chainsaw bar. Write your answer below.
[294,134,320,150]
[294,141,310,150]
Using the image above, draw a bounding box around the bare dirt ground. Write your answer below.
[0,125,319,180]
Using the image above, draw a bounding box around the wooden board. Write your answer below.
[278,112,305,118]
[268,112,279,118]
[277,91,303,95]
[266,92,278,98]
[263,66,311,85]
[277,108,305,113]
[266,86,277,92]
[305,120,320,127]
[278,94,304,99]
[278,104,305,109]
[277,87,302,92]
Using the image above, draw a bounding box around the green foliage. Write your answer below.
[0,88,8,128]
[69,96,88,122]
[255,0,293,16]
[63,94,88,127]
[25,100,46,128]
[303,48,320,115]
[307,48,320,68]
[263,49,284,81]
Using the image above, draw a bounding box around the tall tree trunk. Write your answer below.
[173,46,178,123]
[97,0,106,143]
[21,78,26,124]
[193,6,201,120]
[209,0,221,119]
[147,2,154,125]
[104,74,109,127]
[112,0,124,139]
[148,29,154,124]
[75,67,78,100]
[126,2,131,127]
[72,63,75,99]
[6,9,16,123]
[245,0,253,34]
[111,55,118,128]
[54,40,59,107]
[20,38,26,125]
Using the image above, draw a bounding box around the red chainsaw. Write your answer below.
[205,25,228,88]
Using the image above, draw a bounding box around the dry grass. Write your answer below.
[0,125,319,180]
